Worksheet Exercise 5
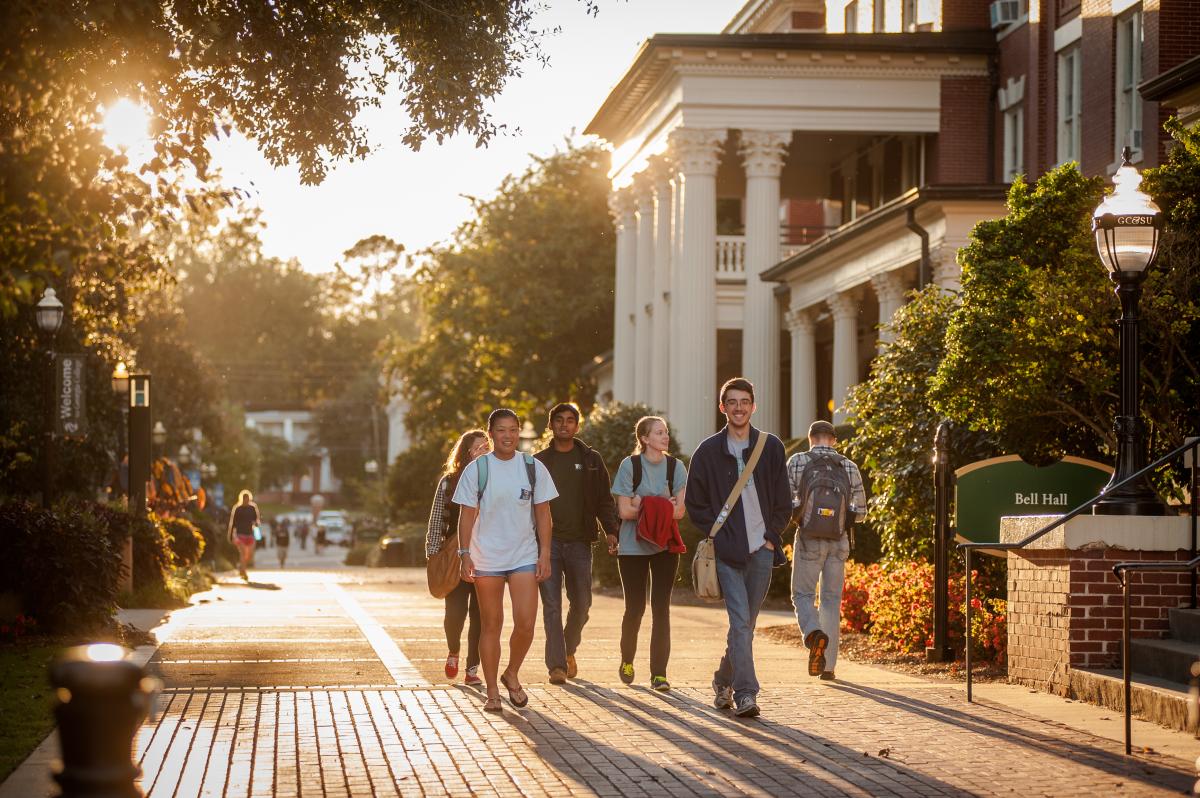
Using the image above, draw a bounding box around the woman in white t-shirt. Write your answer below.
[452,409,557,713]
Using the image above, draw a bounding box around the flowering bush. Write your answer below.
[0,614,37,643]
[848,558,1006,667]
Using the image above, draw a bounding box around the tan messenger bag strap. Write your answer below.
[707,431,768,540]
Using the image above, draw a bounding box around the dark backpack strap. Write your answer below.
[523,453,536,492]
[631,455,642,493]
[667,457,677,496]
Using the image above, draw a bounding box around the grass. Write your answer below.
[0,639,61,781]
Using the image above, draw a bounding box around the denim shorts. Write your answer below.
[474,563,537,578]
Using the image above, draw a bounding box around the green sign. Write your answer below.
[954,455,1113,544]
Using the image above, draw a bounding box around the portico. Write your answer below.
[591,27,997,450]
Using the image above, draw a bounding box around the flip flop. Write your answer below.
[499,672,529,708]
[483,696,503,713]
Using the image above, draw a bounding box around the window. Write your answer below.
[844,0,859,32]
[1115,9,1143,158]
[873,0,886,31]
[1057,45,1081,164]
[902,0,918,30]
[1003,106,1024,180]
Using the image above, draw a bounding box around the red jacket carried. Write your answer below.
[636,496,687,554]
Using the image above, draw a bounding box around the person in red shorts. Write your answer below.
[227,490,260,581]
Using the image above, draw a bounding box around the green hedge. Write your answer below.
[0,501,122,633]
[161,516,206,568]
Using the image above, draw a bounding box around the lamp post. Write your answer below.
[111,362,130,500]
[36,287,64,509]
[518,421,537,454]
[1092,146,1168,516]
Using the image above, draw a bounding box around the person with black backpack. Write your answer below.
[787,420,867,681]
[610,415,688,691]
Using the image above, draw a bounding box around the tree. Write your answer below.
[391,142,615,446]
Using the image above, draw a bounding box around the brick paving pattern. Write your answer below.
[131,564,1193,797]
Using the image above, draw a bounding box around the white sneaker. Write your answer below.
[712,679,733,710]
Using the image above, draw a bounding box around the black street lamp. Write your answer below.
[1092,147,1167,516]
[35,287,64,509]
[112,362,130,500]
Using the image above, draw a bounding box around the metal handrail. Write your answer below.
[958,436,1199,702]
[1112,556,1200,755]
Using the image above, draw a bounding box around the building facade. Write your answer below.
[244,409,340,503]
[587,0,1197,452]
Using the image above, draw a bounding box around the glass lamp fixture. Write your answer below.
[36,287,64,334]
[111,361,130,395]
[1093,147,1163,276]
[151,421,167,446]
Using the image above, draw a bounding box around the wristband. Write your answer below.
[456,548,471,556]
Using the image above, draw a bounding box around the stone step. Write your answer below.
[1131,637,1200,684]
[1168,607,1200,644]
[1069,667,1192,732]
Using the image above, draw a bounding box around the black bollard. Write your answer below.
[927,419,955,663]
[49,644,159,798]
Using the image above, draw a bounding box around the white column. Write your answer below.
[610,190,637,403]
[634,177,655,404]
[739,130,792,433]
[828,288,861,426]
[669,127,726,452]
[650,159,673,412]
[932,245,960,293]
[786,306,817,439]
[668,171,685,427]
[871,271,908,350]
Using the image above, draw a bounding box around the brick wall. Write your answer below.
[1143,0,1200,166]
[936,75,994,183]
[942,0,991,31]
[1080,2,1115,175]
[1008,547,1192,694]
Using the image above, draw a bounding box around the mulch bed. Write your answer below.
[760,624,1007,683]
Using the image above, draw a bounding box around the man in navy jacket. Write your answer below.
[685,377,791,718]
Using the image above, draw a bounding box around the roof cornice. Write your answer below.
[1140,53,1200,101]
[585,31,997,141]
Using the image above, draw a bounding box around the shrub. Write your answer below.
[859,558,1006,666]
[344,542,373,566]
[841,560,881,633]
[0,500,122,633]
[161,517,206,568]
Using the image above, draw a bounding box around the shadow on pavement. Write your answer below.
[824,681,1191,791]
[215,579,282,591]
[500,679,981,797]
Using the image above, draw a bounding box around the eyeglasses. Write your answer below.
[723,399,753,409]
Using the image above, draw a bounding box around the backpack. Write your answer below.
[630,455,677,497]
[796,452,852,541]
[475,453,537,503]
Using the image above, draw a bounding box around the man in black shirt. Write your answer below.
[534,402,619,684]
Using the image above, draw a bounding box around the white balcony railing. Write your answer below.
[715,236,745,278]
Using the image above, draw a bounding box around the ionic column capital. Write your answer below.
[871,271,907,306]
[608,188,636,219]
[785,306,817,334]
[668,128,727,176]
[828,288,861,322]
[739,130,792,179]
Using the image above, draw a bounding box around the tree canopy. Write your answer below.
[391,141,615,447]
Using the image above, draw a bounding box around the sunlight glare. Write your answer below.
[101,98,151,155]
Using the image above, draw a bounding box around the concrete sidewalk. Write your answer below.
[4,559,1198,796]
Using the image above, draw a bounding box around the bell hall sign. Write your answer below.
[954,455,1112,545]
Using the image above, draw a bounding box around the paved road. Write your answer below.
[127,552,1193,797]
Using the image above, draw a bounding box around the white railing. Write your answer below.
[715,236,745,278]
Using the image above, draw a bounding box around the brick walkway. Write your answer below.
[128,562,1193,797]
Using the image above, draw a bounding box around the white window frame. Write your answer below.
[1003,106,1024,181]
[902,0,918,31]
[1057,45,1082,165]
[845,0,859,33]
[873,0,886,32]
[1114,8,1144,161]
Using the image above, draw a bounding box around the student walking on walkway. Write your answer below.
[426,429,490,687]
[227,490,261,581]
[453,409,558,713]
[534,402,619,685]
[610,415,687,691]
[685,378,791,718]
[788,420,867,681]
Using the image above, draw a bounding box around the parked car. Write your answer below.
[317,510,349,545]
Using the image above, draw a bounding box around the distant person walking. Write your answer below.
[533,402,619,685]
[788,420,867,681]
[274,517,291,568]
[426,428,490,687]
[297,521,309,551]
[685,378,791,718]
[453,409,557,713]
[610,415,687,691]
[227,490,261,581]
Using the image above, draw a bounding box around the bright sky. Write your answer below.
[208,1,739,274]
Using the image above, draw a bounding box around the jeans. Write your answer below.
[617,552,679,677]
[539,538,594,672]
[714,545,774,702]
[791,535,850,671]
[444,580,480,670]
